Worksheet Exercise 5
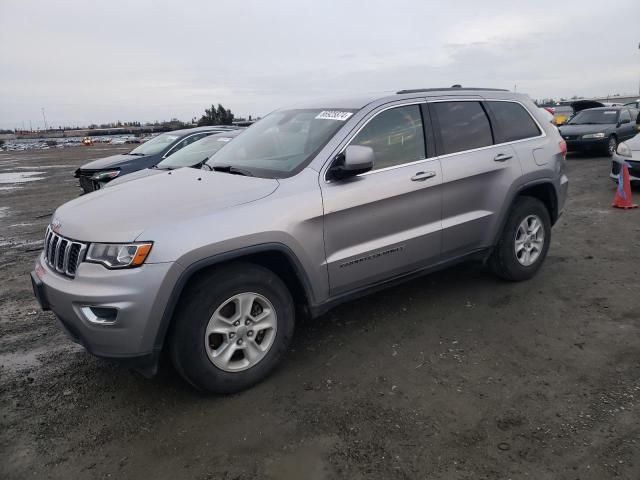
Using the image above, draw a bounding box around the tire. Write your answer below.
[489,196,551,282]
[169,262,295,394]
[606,135,617,157]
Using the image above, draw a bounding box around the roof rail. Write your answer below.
[396,87,510,94]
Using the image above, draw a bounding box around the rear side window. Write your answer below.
[350,104,425,171]
[487,101,541,143]
[431,101,492,155]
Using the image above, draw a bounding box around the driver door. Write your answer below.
[320,103,442,296]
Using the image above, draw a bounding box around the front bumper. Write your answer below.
[563,137,608,152]
[610,155,640,183]
[32,253,183,372]
[74,169,118,193]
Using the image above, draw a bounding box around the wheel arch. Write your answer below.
[492,180,559,247]
[152,243,316,354]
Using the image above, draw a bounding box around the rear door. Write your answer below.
[320,102,442,296]
[429,99,528,257]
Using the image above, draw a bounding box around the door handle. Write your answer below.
[494,153,513,162]
[411,171,436,181]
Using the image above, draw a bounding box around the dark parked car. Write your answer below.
[558,107,638,156]
[74,126,237,193]
[107,130,243,187]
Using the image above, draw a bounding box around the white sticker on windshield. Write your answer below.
[604,111,617,114]
[315,111,353,121]
[217,137,232,142]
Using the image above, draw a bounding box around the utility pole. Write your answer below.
[41,107,48,131]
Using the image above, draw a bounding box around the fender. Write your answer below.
[151,242,317,353]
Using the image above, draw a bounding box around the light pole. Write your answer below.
[41,107,48,131]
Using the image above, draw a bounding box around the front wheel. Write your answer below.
[489,196,551,281]
[170,263,295,393]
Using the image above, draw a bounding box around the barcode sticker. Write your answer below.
[315,111,353,121]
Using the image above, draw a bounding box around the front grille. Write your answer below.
[78,174,98,193]
[43,227,87,278]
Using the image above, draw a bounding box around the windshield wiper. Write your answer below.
[128,152,146,156]
[211,165,254,177]
[193,156,210,169]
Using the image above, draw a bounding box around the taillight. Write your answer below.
[559,140,567,159]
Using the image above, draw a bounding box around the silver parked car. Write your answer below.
[611,134,640,184]
[31,87,569,393]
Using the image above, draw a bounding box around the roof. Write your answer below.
[286,87,518,111]
[580,106,626,111]
[168,125,239,136]
[209,129,243,138]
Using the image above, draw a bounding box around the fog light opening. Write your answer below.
[81,306,118,324]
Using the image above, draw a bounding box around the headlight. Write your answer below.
[581,132,605,139]
[91,170,120,181]
[86,242,153,268]
[616,142,632,158]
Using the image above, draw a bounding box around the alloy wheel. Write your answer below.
[514,215,545,266]
[204,292,277,372]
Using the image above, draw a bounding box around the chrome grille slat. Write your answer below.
[62,241,71,274]
[42,226,87,278]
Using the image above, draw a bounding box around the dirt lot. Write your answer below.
[1,145,639,479]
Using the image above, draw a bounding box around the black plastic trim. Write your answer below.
[309,249,490,317]
[397,87,508,94]
[153,243,317,352]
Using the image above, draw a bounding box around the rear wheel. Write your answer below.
[170,263,295,393]
[489,196,551,281]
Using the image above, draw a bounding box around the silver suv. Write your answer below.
[31,88,569,393]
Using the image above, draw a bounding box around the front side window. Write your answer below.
[207,108,358,178]
[349,104,425,171]
[487,101,541,143]
[432,101,493,154]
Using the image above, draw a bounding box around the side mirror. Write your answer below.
[619,118,630,125]
[328,145,374,180]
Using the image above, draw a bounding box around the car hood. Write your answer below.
[106,167,163,187]
[53,168,280,242]
[624,133,640,150]
[558,124,614,136]
[79,153,142,170]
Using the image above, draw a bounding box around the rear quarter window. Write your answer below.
[487,101,541,143]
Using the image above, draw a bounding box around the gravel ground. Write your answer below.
[1,146,639,480]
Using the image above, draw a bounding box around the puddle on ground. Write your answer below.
[0,344,80,374]
[0,238,43,249]
[12,165,75,170]
[0,172,45,184]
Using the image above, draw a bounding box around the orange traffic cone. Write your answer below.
[612,162,638,209]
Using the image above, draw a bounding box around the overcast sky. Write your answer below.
[1,0,639,129]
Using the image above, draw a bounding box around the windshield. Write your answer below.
[568,110,619,125]
[156,132,239,169]
[206,108,358,178]
[129,133,179,156]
